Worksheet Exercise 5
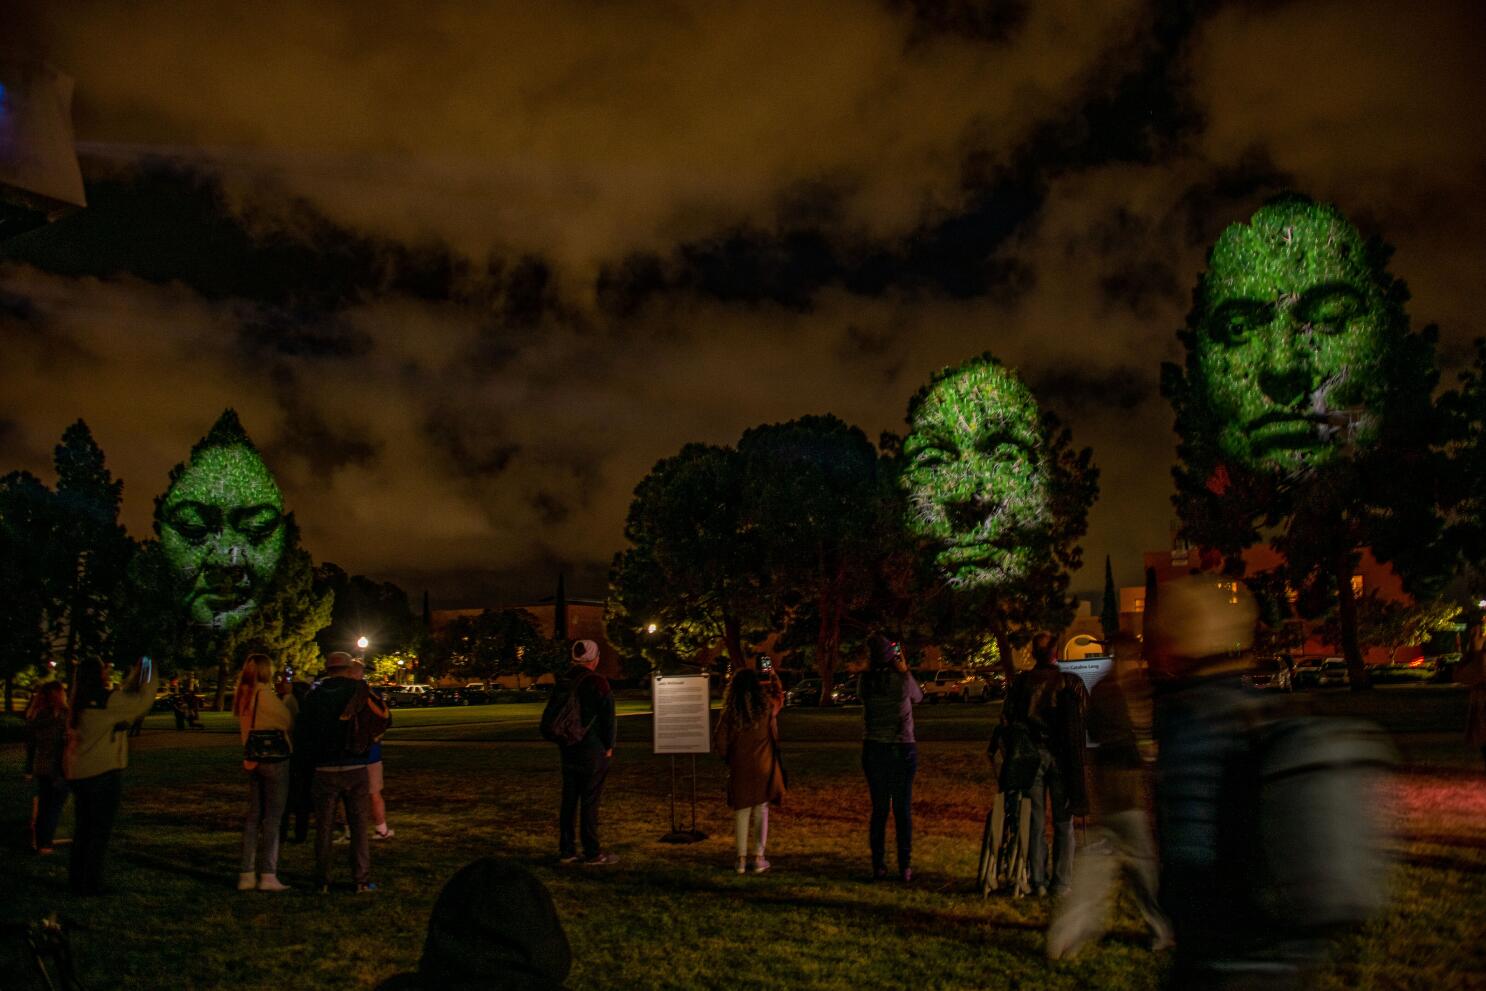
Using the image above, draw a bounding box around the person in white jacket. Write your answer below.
[234,653,295,891]
[64,656,158,895]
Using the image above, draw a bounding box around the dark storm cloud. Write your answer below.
[1,0,1481,606]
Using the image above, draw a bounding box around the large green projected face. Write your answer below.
[902,359,1049,588]
[159,443,286,630]
[1195,201,1388,473]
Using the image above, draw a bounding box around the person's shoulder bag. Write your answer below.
[245,689,292,765]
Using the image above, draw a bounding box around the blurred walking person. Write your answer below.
[64,656,158,895]
[1047,634,1171,958]
[713,666,786,874]
[24,681,70,855]
[859,634,922,881]
[540,640,618,866]
[1149,576,1392,989]
[234,653,295,891]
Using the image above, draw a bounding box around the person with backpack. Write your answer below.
[1148,576,1392,989]
[64,656,158,895]
[540,640,617,866]
[233,652,295,892]
[1000,632,1088,897]
[1047,634,1172,958]
[295,651,390,893]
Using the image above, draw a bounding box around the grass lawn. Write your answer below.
[2,692,1483,990]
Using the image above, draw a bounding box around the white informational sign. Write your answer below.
[652,674,712,755]
[1059,656,1114,697]
[1060,657,1115,749]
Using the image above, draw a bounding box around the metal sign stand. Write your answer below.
[659,754,707,843]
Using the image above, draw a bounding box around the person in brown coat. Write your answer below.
[713,668,785,874]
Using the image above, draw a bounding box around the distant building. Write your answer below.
[1117,537,1420,665]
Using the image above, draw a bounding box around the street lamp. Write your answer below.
[397,657,406,684]
[646,622,658,635]
[356,636,369,660]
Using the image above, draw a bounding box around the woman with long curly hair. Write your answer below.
[713,667,786,874]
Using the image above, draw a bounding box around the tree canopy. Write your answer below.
[1162,195,1448,688]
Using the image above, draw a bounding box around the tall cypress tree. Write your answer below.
[51,420,134,680]
[1099,556,1120,640]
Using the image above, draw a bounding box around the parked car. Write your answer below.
[830,675,861,706]
[1371,660,1437,684]
[1316,658,1350,688]
[386,685,432,707]
[1292,660,1323,689]
[1243,657,1293,692]
[786,679,822,706]
[524,683,554,700]
[920,669,987,703]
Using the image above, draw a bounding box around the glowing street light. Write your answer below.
[646,622,658,635]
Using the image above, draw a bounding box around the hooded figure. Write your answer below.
[376,858,572,991]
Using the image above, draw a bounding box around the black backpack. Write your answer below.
[338,684,391,757]
[540,677,592,746]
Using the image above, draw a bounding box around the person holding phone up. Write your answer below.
[714,666,786,875]
[859,634,923,882]
[64,655,158,896]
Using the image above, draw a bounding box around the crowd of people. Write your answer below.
[17,577,1418,989]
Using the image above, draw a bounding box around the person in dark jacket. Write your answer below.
[374,858,571,991]
[1002,632,1087,896]
[279,676,313,843]
[1047,634,1171,958]
[541,640,617,866]
[859,633,922,881]
[295,651,388,892]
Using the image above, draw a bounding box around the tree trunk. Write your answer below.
[994,628,1016,684]
[1335,556,1371,692]
[3,676,12,714]
[815,589,842,706]
[722,613,747,673]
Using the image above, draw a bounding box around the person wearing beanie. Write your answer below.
[539,640,618,866]
[374,858,572,991]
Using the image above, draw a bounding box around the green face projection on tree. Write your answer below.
[901,357,1050,588]
[1193,199,1390,473]
[158,412,286,630]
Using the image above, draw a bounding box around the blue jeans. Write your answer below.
[1027,751,1074,890]
[241,761,290,875]
[862,741,917,871]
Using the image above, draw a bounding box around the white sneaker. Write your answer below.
[752,858,771,874]
[257,875,290,892]
[373,825,394,840]
[736,858,747,875]
[237,872,257,891]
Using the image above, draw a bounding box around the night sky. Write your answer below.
[2,1,1483,608]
